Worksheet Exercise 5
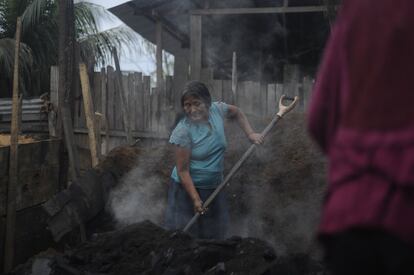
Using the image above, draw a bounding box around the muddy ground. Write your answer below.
[7,113,328,274]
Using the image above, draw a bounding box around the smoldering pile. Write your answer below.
[6,113,327,274]
[12,221,325,275]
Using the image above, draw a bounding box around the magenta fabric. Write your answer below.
[308,0,414,246]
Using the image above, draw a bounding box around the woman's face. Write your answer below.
[183,95,209,122]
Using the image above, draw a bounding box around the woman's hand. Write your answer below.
[193,199,207,215]
[248,132,264,145]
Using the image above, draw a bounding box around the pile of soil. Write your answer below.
[224,113,326,255]
[108,113,326,256]
[12,221,325,275]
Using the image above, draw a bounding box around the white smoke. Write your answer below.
[107,157,168,228]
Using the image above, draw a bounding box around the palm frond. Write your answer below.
[0,37,33,95]
[21,0,53,34]
[0,38,32,75]
[74,2,119,38]
[78,24,141,67]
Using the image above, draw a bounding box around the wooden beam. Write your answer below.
[190,15,202,80]
[79,63,100,167]
[191,6,330,15]
[3,17,21,273]
[128,2,189,46]
[112,48,133,145]
[73,128,170,140]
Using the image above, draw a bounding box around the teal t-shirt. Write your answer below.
[169,102,228,189]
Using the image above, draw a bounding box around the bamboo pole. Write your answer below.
[79,63,99,167]
[3,17,22,273]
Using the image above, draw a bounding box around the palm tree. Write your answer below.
[0,0,137,97]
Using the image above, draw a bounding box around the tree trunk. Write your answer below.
[58,0,80,182]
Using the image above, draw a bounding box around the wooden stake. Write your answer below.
[231,52,238,104]
[4,17,22,273]
[190,15,202,80]
[100,68,110,154]
[94,112,102,160]
[79,63,99,167]
[156,19,163,90]
[112,48,132,144]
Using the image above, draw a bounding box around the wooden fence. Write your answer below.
[66,66,313,139]
[0,67,313,161]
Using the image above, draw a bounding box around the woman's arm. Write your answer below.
[226,105,264,145]
[174,146,205,213]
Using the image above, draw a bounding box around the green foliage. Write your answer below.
[0,0,139,97]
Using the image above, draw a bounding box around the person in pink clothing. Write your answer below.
[308,0,414,274]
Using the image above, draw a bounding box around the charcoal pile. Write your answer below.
[6,114,327,274]
[11,221,325,275]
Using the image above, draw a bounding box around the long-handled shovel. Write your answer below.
[183,95,299,232]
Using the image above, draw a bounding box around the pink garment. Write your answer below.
[308,0,414,246]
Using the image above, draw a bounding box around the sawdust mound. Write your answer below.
[12,221,325,275]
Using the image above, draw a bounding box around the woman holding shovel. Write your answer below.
[165,80,263,239]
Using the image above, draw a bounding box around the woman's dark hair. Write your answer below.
[180,81,212,108]
[171,81,212,131]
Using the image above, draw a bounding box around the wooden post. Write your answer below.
[3,17,21,273]
[49,66,59,137]
[100,67,110,154]
[58,0,80,182]
[231,52,238,104]
[112,48,132,144]
[156,19,163,90]
[94,112,102,160]
[79,63,99,167]
[190,15,202,80]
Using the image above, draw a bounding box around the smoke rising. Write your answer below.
[107,148,169,228]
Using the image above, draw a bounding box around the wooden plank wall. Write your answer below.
[206,80,296,118]
[73,66,176,138]
[72,67,313,152]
